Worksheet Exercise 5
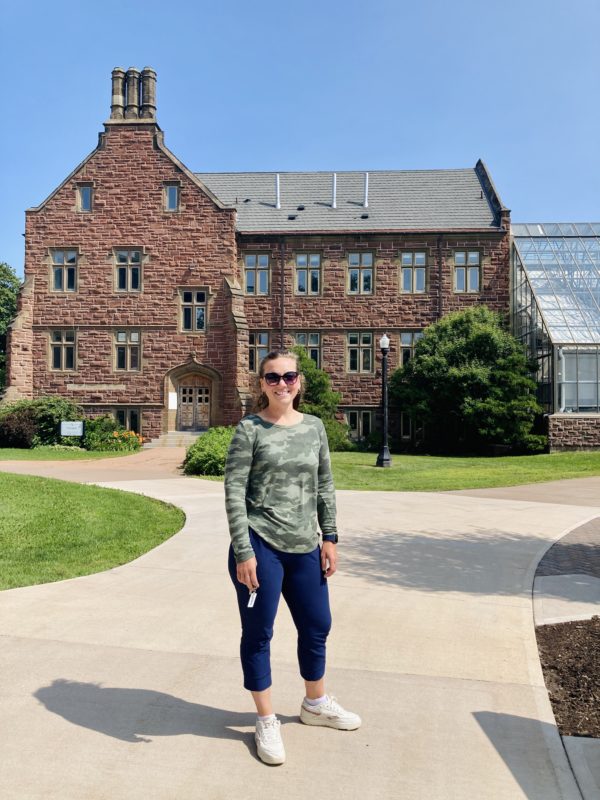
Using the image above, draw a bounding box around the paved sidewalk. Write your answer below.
[0,456,598,799]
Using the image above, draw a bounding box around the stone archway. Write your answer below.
[164,358,222,432]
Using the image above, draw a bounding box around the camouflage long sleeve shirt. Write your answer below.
[224,413,338,563]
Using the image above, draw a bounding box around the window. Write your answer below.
[115,408,141,434]
[347,332,373,372]
[295,254,321,295]
[295,332,321,367]
[345,408,373,441]
[244,254,269,295]
[114,330,140,371]
[348,253,373,294]
[180,289,207,332]
[454,251,480,293]
[51,250,77,292]
[400,331,423,365]
[77,184,92,212]
[50,330,76,371]
[164,183,180,212]
[115,249,142,292]
[249,331,270,372]
[400,252,427,293]
[559,349,600,413]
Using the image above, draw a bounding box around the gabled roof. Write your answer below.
[196,163,505,234]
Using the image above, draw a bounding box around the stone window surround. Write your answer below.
[294,252,322,296]
[249,331,270,372]
[346,252,375,295]
[346,331,374,373]
[113,329,141,372]
[163,181,181,213]
[114,406,142,434]
[178,286,211,334]
[112,247,148,293]
[343,407,374,441]
[74,180,95,213]
[453,249,482,293]
[294,331,321,368]
[243,253,270,296]
[400,330,424,365]
[48,247,79,293]
[400,251,428,294]
[49,329,76,372]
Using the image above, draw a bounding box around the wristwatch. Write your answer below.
[322,534,339,544]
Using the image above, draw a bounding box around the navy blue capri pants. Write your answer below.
[228,528,332,692]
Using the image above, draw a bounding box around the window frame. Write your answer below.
[114,407,142,434]
[294,331,321,368]
[344,407,374,441]
[249,331,270,372]
[453,250,481,293]
[179,288,208,334]
[400,251,427,294]
[400,331,424,366]
[243,253,270,296]
[113,329,141,372]
[50,249,78,293]
[76,183,93,213]
[114,248,143,293]
[164,182,181,212]
[347,252,374,295]
[347,331,374,373]
[49,329,76,372]
[294,253,322,296]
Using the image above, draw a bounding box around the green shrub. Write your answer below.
[0,408,37,448]
[321,416,356,452]
[0,396,84,446]
[83,415,142,452]
[183,427,235,475]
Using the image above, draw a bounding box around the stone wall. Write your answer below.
[548,414,600,451]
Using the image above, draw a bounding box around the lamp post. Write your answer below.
[376,333,392,468]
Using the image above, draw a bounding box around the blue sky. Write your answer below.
[2,0,599,278]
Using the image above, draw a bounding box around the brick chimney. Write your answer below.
[140,67,157,119]
[110,67,126,119]
[124,67,141,119]
[109,66,157,122]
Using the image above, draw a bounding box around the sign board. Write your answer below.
[168,392,177,410]
[60,420,85,437]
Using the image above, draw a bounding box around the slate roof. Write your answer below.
[195,167,503,233]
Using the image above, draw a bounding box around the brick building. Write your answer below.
[5,67,511,444]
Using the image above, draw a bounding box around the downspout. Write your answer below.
[280,236,285,348]
[557,347,565,412]
[437,234,443,319]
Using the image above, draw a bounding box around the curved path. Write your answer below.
[0,453,598,799]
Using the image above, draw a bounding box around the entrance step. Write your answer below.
[144,431,205,449]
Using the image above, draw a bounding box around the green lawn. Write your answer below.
[0,447,134,461]
[0,473,185,590]
[330,450,600,491]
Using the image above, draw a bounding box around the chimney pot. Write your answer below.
[110,67,126,119]
[140,67,157,119]
[124,67,141,119]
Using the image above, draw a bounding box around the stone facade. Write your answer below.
[548,414,600,451]
[4,67,513,443]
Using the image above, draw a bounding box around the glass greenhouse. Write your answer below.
[512,224,600,414]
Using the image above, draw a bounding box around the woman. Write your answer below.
[225,349,361,765]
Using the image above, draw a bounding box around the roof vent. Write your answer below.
[275,174,281,209]
[332,173,337,209]
[297,205,305,211]
[243,198,251,203]
[361,213,369,219]
[288,214,297,220]
[363,172,369,208]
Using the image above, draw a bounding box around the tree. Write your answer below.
[389,306,545,454]
[0,263,22,389]
[292,345,353,450]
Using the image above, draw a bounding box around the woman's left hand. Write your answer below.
[321,541,337,577]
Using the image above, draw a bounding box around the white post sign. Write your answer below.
[60,421,85,437]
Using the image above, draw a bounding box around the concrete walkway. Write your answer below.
[0,454,598,799]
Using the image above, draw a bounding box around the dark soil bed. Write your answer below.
[536,616,600,738]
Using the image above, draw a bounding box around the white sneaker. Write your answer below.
[300,695,361,730]
[255,716,285,765]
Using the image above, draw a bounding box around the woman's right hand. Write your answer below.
[236,556,259,591]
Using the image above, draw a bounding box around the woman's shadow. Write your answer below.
[34,679,296,759]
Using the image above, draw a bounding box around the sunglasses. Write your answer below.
[263,371,300,386]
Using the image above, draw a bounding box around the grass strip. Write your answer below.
[0,473,185,590]
[0,447,133,461]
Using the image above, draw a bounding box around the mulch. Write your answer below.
[536,616,600,738]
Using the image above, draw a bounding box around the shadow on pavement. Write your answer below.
[473,711,575,800]
[34,679,295,752]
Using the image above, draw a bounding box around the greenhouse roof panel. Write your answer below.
[514,224,600,345]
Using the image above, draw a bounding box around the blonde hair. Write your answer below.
[253,350,302,412]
